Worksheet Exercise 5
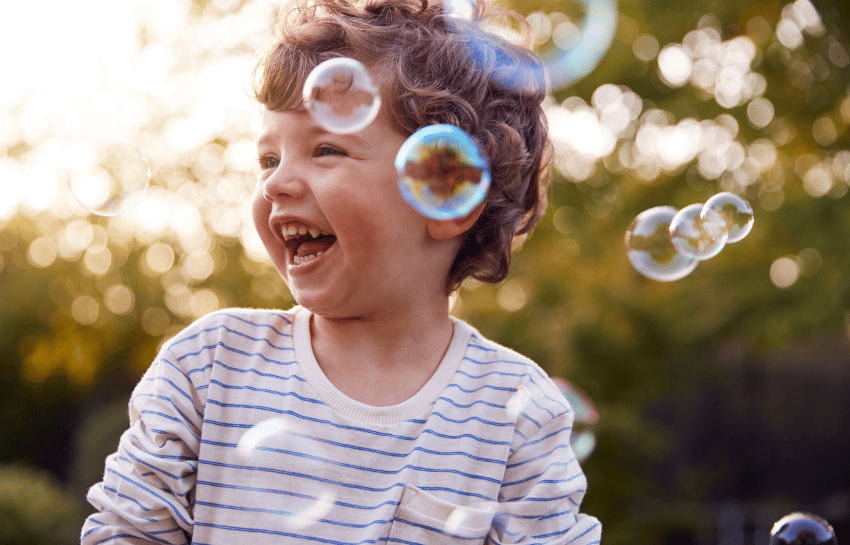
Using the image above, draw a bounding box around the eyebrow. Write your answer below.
[256,123,370,150]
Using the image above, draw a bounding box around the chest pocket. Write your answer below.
[387,485,495,544]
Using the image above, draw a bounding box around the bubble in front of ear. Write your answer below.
[395,124,490,220]
[701,192,754,243]
[625,206,698,281]
[67,136,150,217]
[303,58,382,134]
[669,203,727,260]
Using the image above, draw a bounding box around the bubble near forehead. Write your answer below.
[669,203,727,261]
[302,58,382,134]
[701,192,754,243]
[395,124,490,220]
[625,206,698,281]
[67,136,150,217]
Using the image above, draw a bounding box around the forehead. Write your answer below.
[257,106,406,151]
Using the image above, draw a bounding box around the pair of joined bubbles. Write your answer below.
[625,192,755,281]
[67,57,490,221]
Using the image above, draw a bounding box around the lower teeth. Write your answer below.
[294,251,324,264]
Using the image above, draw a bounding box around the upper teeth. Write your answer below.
[281,224,327,241]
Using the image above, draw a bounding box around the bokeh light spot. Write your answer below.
[143,242,176,276]
[632,34,659,61]
[71,295,100,325]
[770,256,801,288]
[142,307,170,337]
[103,284,135,315]
[27,237,58,269]
[747,98,775,129]
[67,136,150,217]
[657,44,693,87]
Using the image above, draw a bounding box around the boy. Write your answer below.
[81,0,602,543]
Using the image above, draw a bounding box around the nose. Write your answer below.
[262,160,308,202]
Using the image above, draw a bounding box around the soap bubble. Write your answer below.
[236,417,290,459]
[445,0,475,20]
[302,57,381,134]
[770,512,837,545]
[395,124,490,220]
[669,203,727,260]
[544,0,619,90]
[463,0,618,93]
[550,377,599,462]
[701,192,754,243]
[625,206,698,281]
[236,418,336,532]
[66,136,150,217]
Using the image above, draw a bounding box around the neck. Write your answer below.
[311,301,453,368]
[307,301,455,406]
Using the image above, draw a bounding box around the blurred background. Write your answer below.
[1,0,849,543]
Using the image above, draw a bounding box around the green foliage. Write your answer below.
[0,464,83,545]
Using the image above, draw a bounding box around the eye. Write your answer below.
[258,155,279,170]
[314,145,346,158]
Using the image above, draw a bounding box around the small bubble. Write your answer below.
[303,58,381,134]
[67,136,150,217]
[669,203,727,260]
[395,124,490,220]
[506,384,533,422]
[701,192,754,243]
[770,512,837,545]
[625,206,698,281]
[550,377,599,462]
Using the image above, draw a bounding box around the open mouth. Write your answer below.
[280,224,337,265]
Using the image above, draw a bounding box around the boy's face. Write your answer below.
[253,106,440,318]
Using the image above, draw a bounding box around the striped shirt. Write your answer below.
[82,306,602,545]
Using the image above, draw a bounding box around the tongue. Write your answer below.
[296,237,335,257]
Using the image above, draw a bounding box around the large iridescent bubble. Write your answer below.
[543,0,619,90]
[395,124,490,220]
[462,0,618,93]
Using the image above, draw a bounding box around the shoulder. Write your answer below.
[454,318,573,425]
[161,306,298,357]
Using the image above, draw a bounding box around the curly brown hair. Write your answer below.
[253,0,552,293]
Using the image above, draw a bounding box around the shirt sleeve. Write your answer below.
[81,347,204,545]
[488,410,602,545]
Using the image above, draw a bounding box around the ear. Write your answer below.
[426,201,486,241]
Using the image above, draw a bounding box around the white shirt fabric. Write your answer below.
[82,306,602,544]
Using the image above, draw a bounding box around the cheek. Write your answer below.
[251,186,272,235]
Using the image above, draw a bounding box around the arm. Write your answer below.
[489,411,602,545]
[81,349,204,545]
